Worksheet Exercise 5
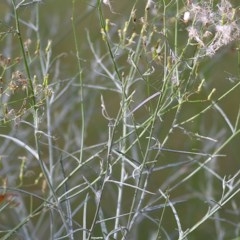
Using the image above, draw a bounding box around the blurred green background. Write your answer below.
[1,0,240,239]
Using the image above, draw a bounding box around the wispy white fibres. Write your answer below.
[146,0,154,10]
[102,0,115,13]
[186,0,240,56]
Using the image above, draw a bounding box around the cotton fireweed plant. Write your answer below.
[0,0,240,239]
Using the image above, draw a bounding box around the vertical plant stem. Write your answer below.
[11,1,71,236]
[11,0,36,110]
[97,1,125,238]
[72,0,85,164]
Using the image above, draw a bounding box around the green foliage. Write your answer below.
[0,0,240,239]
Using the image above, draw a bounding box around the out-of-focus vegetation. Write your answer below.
[1,0,240,239]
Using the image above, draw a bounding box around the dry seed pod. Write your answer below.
[11,71,28,90]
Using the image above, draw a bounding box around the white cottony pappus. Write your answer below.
[183,11,191,23]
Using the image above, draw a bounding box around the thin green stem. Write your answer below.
[72,0,85,164]
[11,0,36,110]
